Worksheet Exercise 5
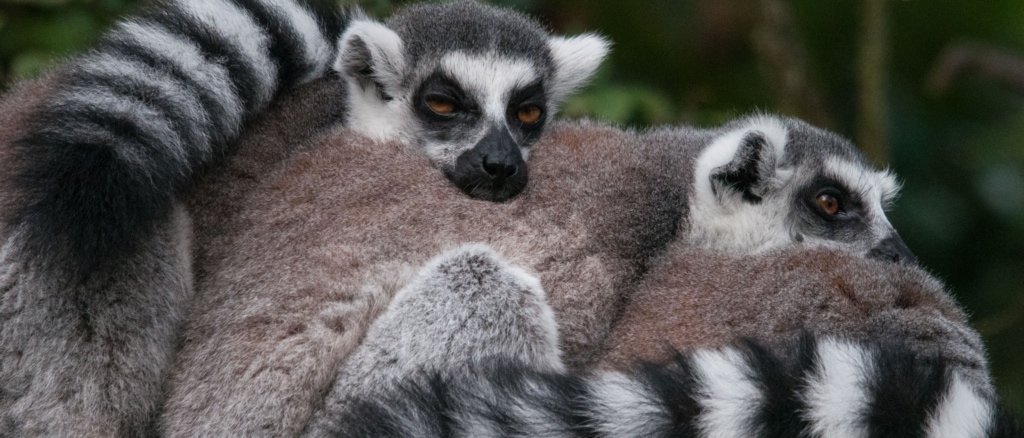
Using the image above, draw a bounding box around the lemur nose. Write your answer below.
[482,156,518,179]
[867,234,918,265]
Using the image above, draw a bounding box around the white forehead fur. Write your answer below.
[546,33,611,105]
[824,158,901,211]
[439,51,539,122]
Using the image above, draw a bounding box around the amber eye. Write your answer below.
[517,106,542,124]
[817,193,841,215]
[427,98,456,115]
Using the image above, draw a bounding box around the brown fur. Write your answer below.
[188,74,350,288]
[598,244,991,391]
[161,79,697,435]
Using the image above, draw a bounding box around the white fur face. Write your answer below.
[334,17,608,202]
[413,52,543,167]
[686,116,916,264]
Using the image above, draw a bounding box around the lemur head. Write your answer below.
[687,115,916,264]
[333,2,609,202]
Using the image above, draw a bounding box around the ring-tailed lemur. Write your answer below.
[340,1,609,201]
[685,114,916,263]
[305,244,1021,437]
[0,1,347,435]
[0,1,606,434]
[162,76,929,433]
[154,4,608,436]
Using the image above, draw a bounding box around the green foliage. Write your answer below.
[0,0,1022,416]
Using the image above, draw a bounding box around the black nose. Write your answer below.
[447,126,529,202]
[482,155,518,179]
[867,234,918,265]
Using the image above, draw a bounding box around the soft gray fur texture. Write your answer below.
[161,74,940,435]
[337,1,609,201]
[305,244,1016,437]
[0,0,344,434]
[301,243,564,436]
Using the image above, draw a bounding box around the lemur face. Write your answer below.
[407,53,549,202]
[334,2,608,202]
[687,115,916,264]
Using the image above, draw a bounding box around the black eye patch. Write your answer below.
[508,81,546,110]
[413,71,480,122]
[792,176,871,242]
[798,176,866,220]
[506,81,547,143]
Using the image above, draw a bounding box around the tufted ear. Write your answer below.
[710,131,780,204]
[546,33,610,106]
[334,16,406,96]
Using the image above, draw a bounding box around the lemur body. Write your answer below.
[0,1,607,434]
[157,3,609,436]
[162,72,923,433]
[160,108,689,436]
[307,245,1020,437]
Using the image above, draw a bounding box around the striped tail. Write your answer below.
[5,0,346,277]
[326,336,1022,438]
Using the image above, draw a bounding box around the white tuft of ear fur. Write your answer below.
[546,33,610,105]
[334,18,406,93]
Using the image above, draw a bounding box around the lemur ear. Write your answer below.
[710,131,780,204]
[334,17,406,94]
[546,34,610,105]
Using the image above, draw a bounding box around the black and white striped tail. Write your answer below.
[7,0,346,276]
[327,336,1022,438]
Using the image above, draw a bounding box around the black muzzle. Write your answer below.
[447,127,528,202]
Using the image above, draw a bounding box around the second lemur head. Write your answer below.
[686,115,917,264]
[334,2,609,202]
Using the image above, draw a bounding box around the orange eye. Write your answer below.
[517,106,542,124]
[427,98,456,115]
[817,193,841,215]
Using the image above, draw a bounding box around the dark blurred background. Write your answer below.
[1,0,1021,415]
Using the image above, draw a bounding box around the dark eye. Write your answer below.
[816,193,842,215]
[517,106,542,124]
[426,97,456,115]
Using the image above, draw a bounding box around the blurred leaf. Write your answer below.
[563,83,675,126]
[10,51,54,79]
